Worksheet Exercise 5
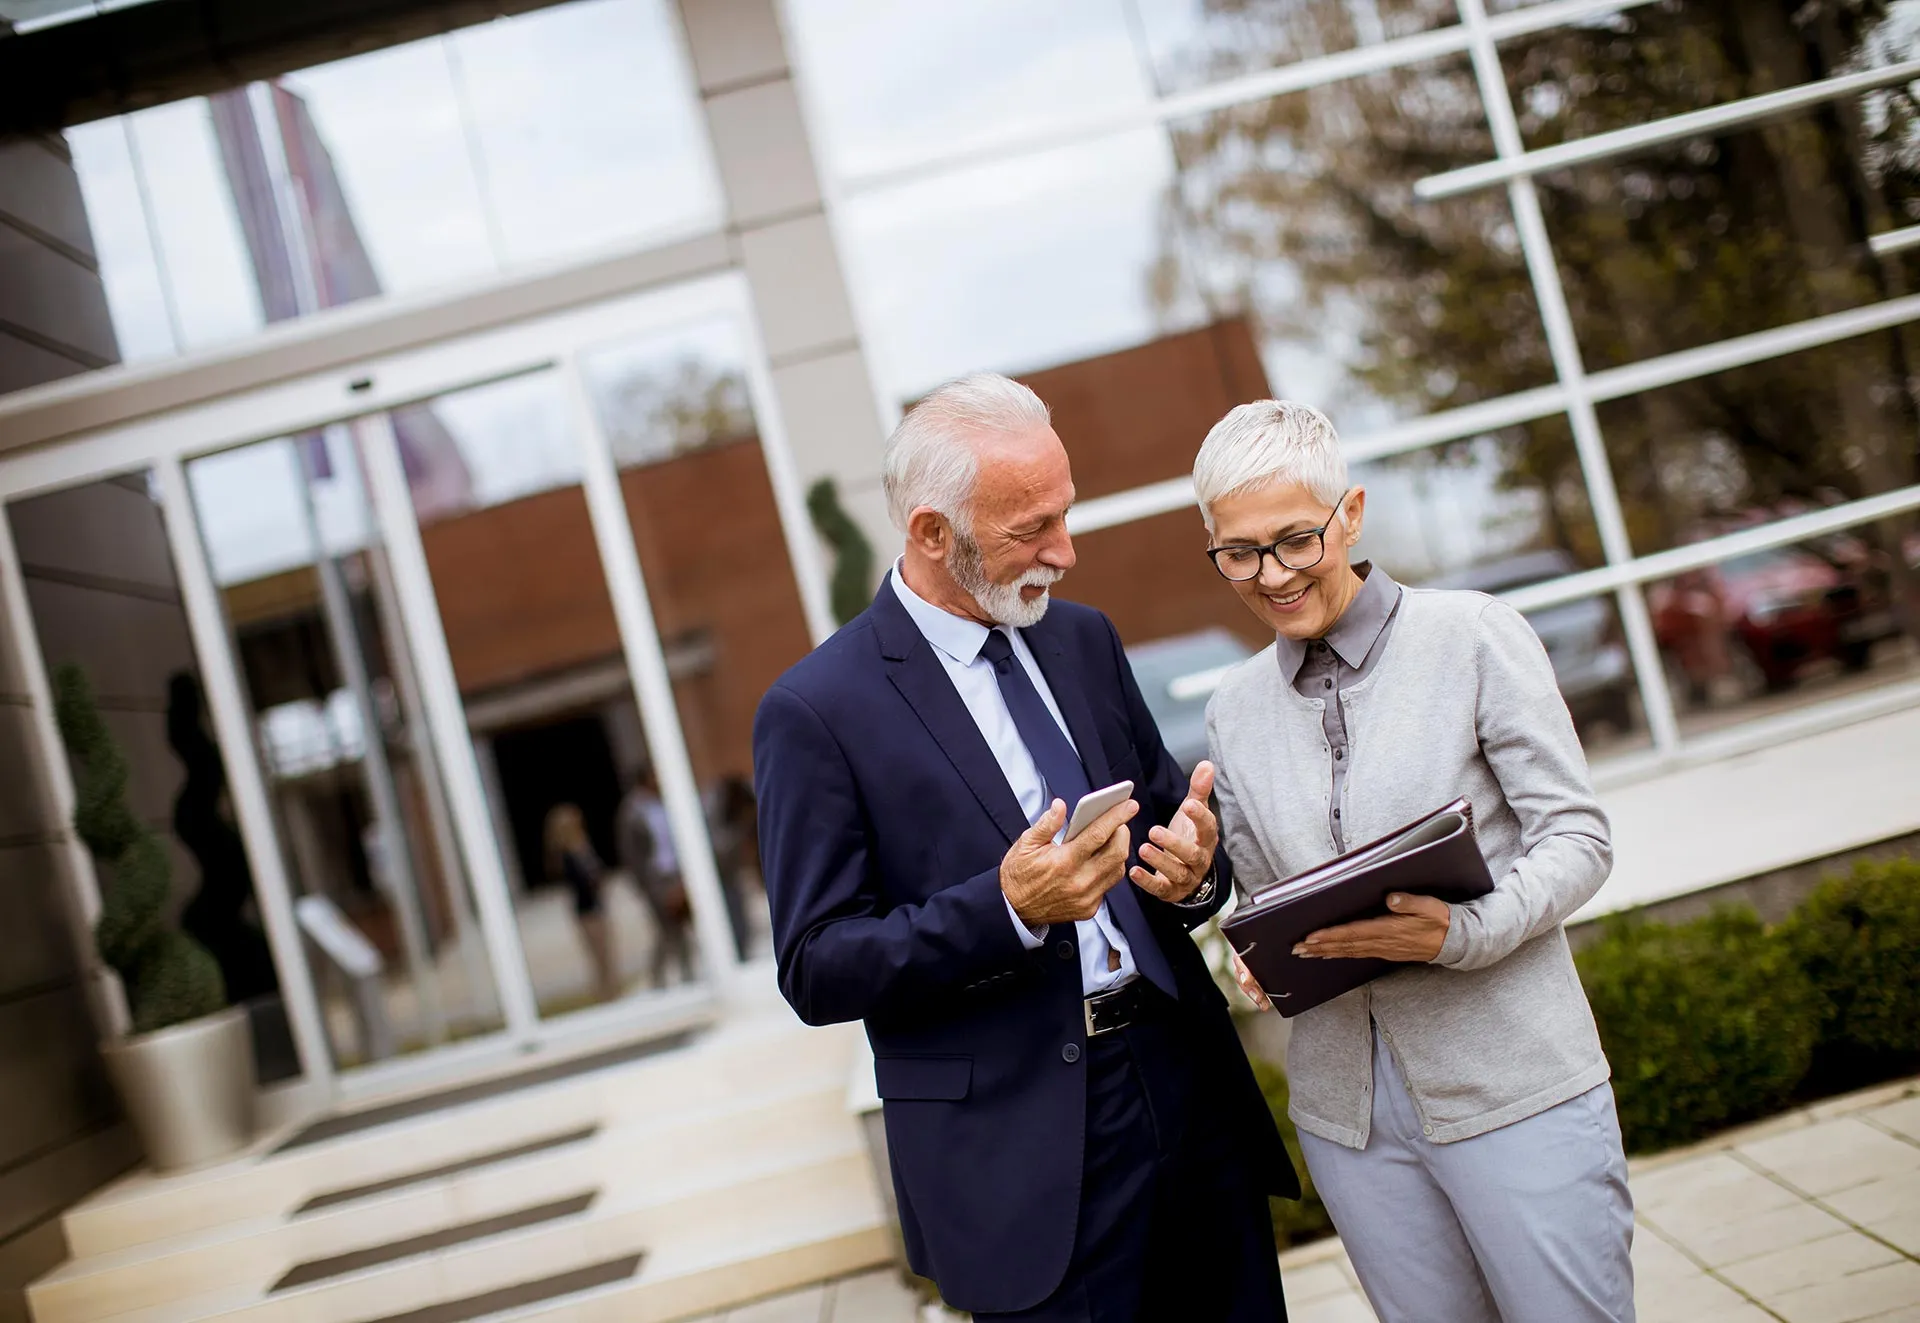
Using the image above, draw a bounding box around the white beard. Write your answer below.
[950,532,1063,629]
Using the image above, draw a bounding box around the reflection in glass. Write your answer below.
[63,120,179,363]
[395,372,716,1014]
[1168,59,1550,433]
[8,474,297,1082]
[1593,332,1920,586]
[1504,6,1920,367]
[579,316,819,964]
[188,435,504,1068]
[784,0,1152,179]
[1647,532,1919,737]
[58,0,717,376]
[1131,0,1455,96]
[447,0,720,266]
[1364,434,1644,757]
[840,128,1199,399]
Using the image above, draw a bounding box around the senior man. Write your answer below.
[753,374,1296,1320]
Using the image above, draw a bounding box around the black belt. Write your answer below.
[1083,978,1163,1037]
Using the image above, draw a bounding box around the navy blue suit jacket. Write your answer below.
[753,578,1297,1314]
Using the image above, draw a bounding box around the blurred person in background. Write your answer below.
[1200,401,1633,1323]
[544,802,619,1003]
[619,768,694,987]
[754,373,1296,1321]
[706,773,759,960]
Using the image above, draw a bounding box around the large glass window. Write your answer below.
[1594,333,1920,562]
[1167,59,1550,432]
[1131,0,1456,96]
[1645,529,1920,737]
[784,0,1154,180]
[787,0,1920,767]
[59,0,719,370]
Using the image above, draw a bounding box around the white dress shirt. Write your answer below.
[890,563,1137,995]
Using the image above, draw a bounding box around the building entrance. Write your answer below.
[0,273,829,1111]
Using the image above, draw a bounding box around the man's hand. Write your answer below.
[1230,948,1272,1012]
[1129,761,1219,903]
[1294,893,1451,962]
[1001,797,1138,927]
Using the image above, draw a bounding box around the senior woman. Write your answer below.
[1198,400,1634,1322]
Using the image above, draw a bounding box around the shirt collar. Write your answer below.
[889,557,996,666]
[1274,561,1403,683]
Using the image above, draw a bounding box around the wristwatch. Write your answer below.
[1176,866,1218,909]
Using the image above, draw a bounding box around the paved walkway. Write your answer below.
[722,1076,1920,1323]
[1284,1076,1920,1323]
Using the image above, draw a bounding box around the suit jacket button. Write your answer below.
[1055,940,1075,961]
[1061,1043,1082,1064]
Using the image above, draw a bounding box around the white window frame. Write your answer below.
[0,270,829,1107]
[786,0,1920,774]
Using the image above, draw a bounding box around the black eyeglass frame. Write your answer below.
[1204,490,1352,582]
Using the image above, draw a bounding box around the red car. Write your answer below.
[1650,545,1899,701]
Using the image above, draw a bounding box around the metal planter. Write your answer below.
[100,1006,256,1171]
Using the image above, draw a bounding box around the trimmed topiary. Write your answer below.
[1779,856,1920,1059]
[806,476,877,627]
[1576,907,1820,1154]
[54,664,227,1036]
[1246,1054,1334,1249]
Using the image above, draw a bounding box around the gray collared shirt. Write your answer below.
[1274,563,1403,852]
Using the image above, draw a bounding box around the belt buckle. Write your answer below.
[1083,985,1128,1037]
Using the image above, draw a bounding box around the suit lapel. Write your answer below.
[1025,626,1113,787]
[873,576,1031,845]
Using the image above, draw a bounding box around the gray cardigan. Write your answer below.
[1206,587,1614,1148]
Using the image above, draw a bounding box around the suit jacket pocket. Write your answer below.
[874,1054,972,1101]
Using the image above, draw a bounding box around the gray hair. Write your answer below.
[1192,400,1350,532]
[883,372,1052,533]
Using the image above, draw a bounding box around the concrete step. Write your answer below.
[81,1146,883,1323]
[28,1077,859,1323]
[59,1013,857,1260]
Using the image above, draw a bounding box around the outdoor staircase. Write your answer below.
[27,990,894,1323]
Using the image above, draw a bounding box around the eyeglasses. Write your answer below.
[1205,491,1351,583]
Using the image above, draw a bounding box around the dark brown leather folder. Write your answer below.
[1220,799,1495,1017]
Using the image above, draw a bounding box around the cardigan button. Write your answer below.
[1062,1043,1082,1064]
[1056,940,1075,962]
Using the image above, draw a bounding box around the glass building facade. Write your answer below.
[2,0,1918,1111]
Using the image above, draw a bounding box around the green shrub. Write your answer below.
[54,665,226,1035]
[1247,1054,1334,1249]
[805,476,876,627]
[1780,856,1920,1058]
[1577,907,1819,1154]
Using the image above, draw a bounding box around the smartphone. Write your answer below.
[1063,779,1135,843]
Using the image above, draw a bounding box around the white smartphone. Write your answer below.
[1062,779,1135,843]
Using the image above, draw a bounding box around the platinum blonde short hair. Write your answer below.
[883,372,1052,533]
[1192,400,1350,533]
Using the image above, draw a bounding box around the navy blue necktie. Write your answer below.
[980,629,1090,816]
[979,629,1176,997]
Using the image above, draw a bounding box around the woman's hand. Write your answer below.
[1294,893,1451,962]
[1229,948,1272,1012]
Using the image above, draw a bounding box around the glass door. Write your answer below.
[0,273,828,1100]
[181,424,519,1069]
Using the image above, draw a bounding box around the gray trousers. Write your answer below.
[1297,1028,1635,1323]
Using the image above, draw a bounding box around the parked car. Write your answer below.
[1649,545,1899,700]
[1425,549,1636,736]
[1123,627,1256,774]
